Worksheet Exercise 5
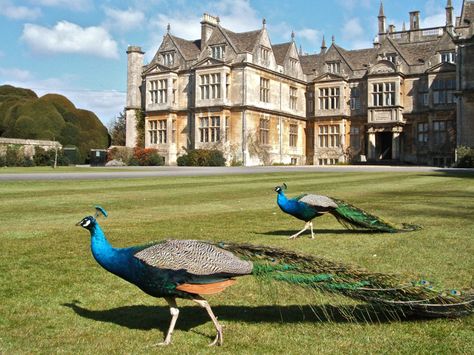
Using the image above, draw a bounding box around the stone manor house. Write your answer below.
[125,0,474,166]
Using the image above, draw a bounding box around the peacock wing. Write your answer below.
[296,194,338,209]
[133,239,253,277]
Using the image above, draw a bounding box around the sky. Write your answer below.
[0,0,464,127]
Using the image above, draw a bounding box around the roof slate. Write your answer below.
[272,42,291,65]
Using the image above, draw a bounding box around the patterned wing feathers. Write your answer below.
[134,240,253,276]
[297,194,338,209]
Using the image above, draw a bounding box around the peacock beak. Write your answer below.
[75,221,82,226]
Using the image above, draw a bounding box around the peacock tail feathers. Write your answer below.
[331,199,421,233]
[217,242,473,318]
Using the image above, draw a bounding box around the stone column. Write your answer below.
[392,131,400,160]
[125,46,144,148]
[368,131,376,160]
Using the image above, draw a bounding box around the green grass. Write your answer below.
[0,166,139,173]
[0,171,473,354]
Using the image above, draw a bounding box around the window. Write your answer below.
[259,118,270,144]
[440,51,456,63]
[350,87,361,110]
[224,116,230,141]
[417,122,428,144]
[211,45,225,59]
[260,47,270,64]
[327,61,340,73]
[433,120,447,145]
[372,82,395,106]
[289,58,298,70]
[171,119,176,143]
[318,125,340,147]
[289,87,297,109]
[350,126,360,150]
[199,116,220,143]
[172,79,177,104]
[149,120,167,144]
[307,91,314,114]
[289,124,298,147]
[150,80,158,104]
[260,77,270,102]
[200,73,221,99]
[162,52,175,66]
[319,87,340,110]
[386,53,397,63]
[433,79,455,105]
[318,158,338,165]
[157,79,167,104]
[226,74,230,98]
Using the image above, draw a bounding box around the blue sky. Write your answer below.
[0,0,463,126]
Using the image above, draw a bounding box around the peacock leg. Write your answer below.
[309,221,315,239]
[192,296,223,346]
[289,222,310,239]
[157,297,180,346]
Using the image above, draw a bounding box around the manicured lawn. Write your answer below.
[0,171,473,354]
[0,166,132,173]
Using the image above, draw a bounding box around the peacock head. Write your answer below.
[76,216,96,230]
[76,206,108,230]
[274,183,288,194]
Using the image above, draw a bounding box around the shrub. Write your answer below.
[33,147,69,167]
[132,147,164,166]
[456,146,474,168]
[107,146,134,165]
[5,145,25,167]
[177,149,226,166]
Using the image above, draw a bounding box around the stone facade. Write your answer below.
[125,1,474,167]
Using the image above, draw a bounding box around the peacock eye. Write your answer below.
[83,219,91,227]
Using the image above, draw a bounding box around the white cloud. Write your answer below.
[211,0,261,33]
[103,7,145,33]
[421,13,446,28]
[296,28,320,43]
[32,0,93,11]
[0,1,41,20]
[21,21,119,59]
[342,18,364,40]
[0,67,33,81]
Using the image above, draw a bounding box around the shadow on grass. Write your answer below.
[63,301,424,334]
[260,229,383,236]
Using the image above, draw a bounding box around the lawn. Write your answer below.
[0,171,473,354]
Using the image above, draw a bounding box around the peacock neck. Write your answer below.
[277,191,289,206]
[89,223,130,277]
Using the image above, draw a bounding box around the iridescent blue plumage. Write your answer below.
[275,183,421,239]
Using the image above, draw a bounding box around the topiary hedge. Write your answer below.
[177,149,226,166]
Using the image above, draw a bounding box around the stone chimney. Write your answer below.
[201,13,219,49]
[389,24,395,33]
[410,11,420,30]
[125,45,144,148]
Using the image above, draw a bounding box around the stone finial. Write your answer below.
[378,1,385,17]
[299,45,303,55]
[332,35,335,44]
[167,23,171,33]
[446,0,453,9]
[262,18,266,28]
[291,30,295,41]
[216,16,220,24]
[402,21,406,31]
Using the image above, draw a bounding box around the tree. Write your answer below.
[109,110,126,146]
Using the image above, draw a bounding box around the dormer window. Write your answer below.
[162,51,175,66]
[289,58,298,70]
[386,53,397,63]
[260,46,270,64]
[211,45,225,59]
[440,51,456,64]
[327,61,340,74]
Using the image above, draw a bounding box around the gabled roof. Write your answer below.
[222,28,262,53]
[342,48,378,69]
[169,35,201,60]
[397,41,438,65]
[272,42,292,65]
[300,53,322,75]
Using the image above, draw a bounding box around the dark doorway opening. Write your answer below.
[376,132,392,160]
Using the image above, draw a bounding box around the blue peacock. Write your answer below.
[76,207,471,346]
[275,183,421,239]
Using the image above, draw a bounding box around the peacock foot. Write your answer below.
[209,324,223,346]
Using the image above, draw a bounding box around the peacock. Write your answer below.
[275,183,421,239]
[76,207,472,346]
